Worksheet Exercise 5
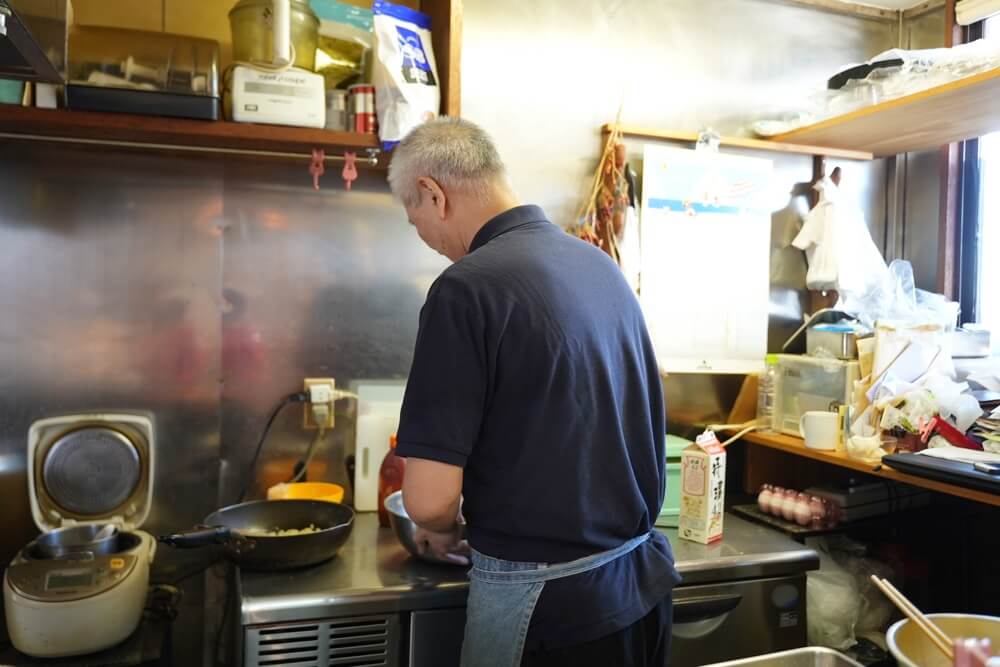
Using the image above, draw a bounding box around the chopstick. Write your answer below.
[870,341,914,387]
[867,341,913,428]
[870,575,954,661]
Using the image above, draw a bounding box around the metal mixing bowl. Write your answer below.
[888,613,1000,667]
[383,490,466,566]
[704,647,862,666]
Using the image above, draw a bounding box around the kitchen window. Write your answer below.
[955,15,1000,343]
[972,16,1000,346]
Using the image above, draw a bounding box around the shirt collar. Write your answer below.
[469,205,549,253]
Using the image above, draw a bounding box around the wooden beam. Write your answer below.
[903,0,946,21]
[0,106,380,154]
[604,124,874,161]
[938,0,961,299]
[424,0,462,117]
[765,0,900,21]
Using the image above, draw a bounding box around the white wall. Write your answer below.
[459,0,897,229]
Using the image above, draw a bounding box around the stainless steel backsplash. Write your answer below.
[0,142,445,662]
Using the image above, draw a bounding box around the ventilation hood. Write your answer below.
[0,0,66,84]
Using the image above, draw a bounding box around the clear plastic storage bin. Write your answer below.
[66,26,220,120]
[774,355,859,436]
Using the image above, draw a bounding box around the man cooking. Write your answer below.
[388,117,680,667]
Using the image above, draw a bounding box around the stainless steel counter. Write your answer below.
[669,515,819,586]
[238,513,817,626]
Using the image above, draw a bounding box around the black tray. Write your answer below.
[67,85,220,121]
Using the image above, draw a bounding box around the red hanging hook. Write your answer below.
[309,149,325,191]
[342,151,358,191]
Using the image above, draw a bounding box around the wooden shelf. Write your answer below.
[772,67,1000,157]
[603,124,873,160]
[738,430,1000,507]
[0,106,380,156]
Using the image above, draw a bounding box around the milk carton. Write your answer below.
[679,430,726,544]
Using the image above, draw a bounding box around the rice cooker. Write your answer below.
[3,413,156,658]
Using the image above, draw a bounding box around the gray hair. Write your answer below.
[387,117,508,207]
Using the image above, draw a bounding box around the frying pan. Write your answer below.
[159,499,355,571]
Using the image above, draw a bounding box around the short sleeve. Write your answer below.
[396,280,486,467]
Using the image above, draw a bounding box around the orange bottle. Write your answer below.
[377,434,406,527]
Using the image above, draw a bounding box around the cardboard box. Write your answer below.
[679,431,726,544]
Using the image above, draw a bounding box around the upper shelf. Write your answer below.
[772,67,1000,157]
[0,106,380,157]
[604,124,874,160]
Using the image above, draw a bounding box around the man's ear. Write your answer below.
[417,176,447,219]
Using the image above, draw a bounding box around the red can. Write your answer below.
[347,84,377,135]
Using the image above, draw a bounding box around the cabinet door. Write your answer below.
[670,575,808,667]
[408,608,466,667]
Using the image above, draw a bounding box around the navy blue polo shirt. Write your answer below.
[396,205,680,649]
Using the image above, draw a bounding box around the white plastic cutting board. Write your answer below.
[352,380,406,512]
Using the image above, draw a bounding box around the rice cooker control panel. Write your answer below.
[6,554,138,602]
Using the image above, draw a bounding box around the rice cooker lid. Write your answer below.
[28,414,155,532]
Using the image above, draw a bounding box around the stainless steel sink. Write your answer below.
[704,647,863,667]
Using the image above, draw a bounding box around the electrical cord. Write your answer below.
[288,393,356,482]
[719,424,760,447]
[289,425,327,483]
[145,585,184,622]
[238,391,309,503]
[163,555,223,587]
[707,419,763,447]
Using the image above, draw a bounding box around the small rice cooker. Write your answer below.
[3,413,156,658]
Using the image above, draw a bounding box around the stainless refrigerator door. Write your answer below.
[670,574,808,667]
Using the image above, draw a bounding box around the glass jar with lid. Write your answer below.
[229,0,320,71]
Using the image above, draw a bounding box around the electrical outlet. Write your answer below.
[303,377,336,430]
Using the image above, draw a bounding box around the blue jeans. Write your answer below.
[460,532,652,667]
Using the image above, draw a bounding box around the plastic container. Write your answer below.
[65,25,221,119]
[774,354,860,436]
[0,80,25,105]
[377,434,405,528]
[756,354,779,432]
[229,0,320,71]
[655,435,689,528]
[267,481,344,503]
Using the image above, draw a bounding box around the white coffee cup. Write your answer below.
[799,411,840,450]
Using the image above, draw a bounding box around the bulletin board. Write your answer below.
[639,145,772,374]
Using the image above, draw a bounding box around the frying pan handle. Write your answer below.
[159,525,233,548]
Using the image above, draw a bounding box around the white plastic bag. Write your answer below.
[839,259,960,331]
[372,0,440,150]
[807,551,860,650]
[792,177,888,297]
[806,537,895,649]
